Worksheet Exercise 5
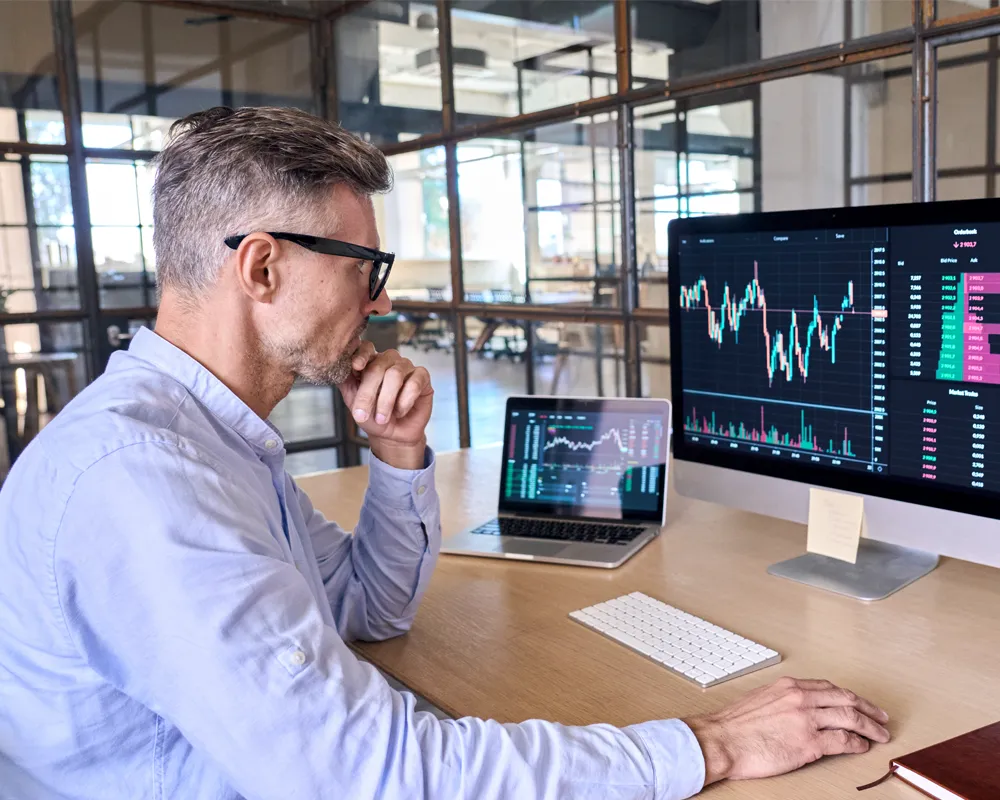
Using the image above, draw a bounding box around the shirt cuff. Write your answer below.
[366,446,437,514]
[626,719,706,800]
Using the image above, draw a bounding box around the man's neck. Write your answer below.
[153,291,294,419]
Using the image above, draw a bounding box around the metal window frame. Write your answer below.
[333,0,1000,451]
[7,0,1000,472]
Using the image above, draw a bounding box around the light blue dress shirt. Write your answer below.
[0,327,705,800]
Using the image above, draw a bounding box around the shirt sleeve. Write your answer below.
[53,440,705,800]
[291,447,440,642]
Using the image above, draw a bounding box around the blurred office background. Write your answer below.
[0,0,995,477]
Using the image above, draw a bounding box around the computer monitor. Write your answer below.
[668,199,1000,600]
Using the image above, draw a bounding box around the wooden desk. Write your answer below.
[296,447,1000,799]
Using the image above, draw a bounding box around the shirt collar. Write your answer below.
[115,327,284,455]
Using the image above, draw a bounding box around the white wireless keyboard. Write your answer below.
[570,591,781,688]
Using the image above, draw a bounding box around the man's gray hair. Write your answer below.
[152,106,392,296]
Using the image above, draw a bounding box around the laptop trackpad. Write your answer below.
[499,540,568,557]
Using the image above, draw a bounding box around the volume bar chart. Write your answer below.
[686,405,858,456]
[683,393,873,465]
[936,272,1000,384]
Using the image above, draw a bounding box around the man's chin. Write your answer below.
[298,357,353,387]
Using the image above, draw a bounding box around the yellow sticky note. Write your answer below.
[807,487,864,564]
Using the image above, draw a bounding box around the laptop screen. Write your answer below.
[498,397,671,523]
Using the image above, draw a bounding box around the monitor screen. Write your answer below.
[498,397,669,522]
[668,199,1000,521]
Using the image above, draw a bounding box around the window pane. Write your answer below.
[937,175,987,201]
[763,57,911,210]
[397,316,459,453]
[466,314,527,447]
[31,160,74,227]
[87,162,141,226]
[285,447,339,477]
[850,179,912,206]
[634,97,754,283]
[0,1,65,144]
[532,322,624,397]
[639,324,671,400]
[849,57,913,180]
[93,227,151,309]
[75,1,314,149]
[458,140,526,301]
[137,163,155,227]
[376,148,451,299]
[451,1,616,118]
[0,156,79,312]
[270,384,337,443]
[85,158,155,309]
[937,41,989,174]
[0,321,89,479]
[937,0,997,20]
[526,115,620,306]
[632,0,908,86]
[0,163,27,227]
[81,113,176,151]
[337,2,442,146]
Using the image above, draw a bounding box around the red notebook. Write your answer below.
[857,721,1000,799]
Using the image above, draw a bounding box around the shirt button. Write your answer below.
[290,650,306,666]
[264,439,279,450]
[416,485,427,496]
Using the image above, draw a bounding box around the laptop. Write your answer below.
[442,396,671,569]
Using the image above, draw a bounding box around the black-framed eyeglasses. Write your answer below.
[224,232,395,301]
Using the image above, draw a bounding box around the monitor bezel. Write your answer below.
[498,395,670,524]
[668,197,1000,524]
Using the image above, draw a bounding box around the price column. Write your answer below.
[871,247,888,470]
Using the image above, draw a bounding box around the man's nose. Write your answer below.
[368,287,392,316]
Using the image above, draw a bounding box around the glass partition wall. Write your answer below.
[2,0,999,477]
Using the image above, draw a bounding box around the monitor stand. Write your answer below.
[767,539,940,602]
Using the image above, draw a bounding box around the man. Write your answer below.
[0,107,890,800]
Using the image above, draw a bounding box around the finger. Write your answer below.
[817,729,870,757]
[785,678,837,692]
[336,372,359,405]
[768,678,838,711]
[800,688,890,724]
[374,363,409,425]
[351,341,377,372]
[812,707,891,744]
[396,368,432,417]
[351,357,392,423]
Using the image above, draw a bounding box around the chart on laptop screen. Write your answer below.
[504,409,665,514]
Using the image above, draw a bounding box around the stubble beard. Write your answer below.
[269,321,368,387]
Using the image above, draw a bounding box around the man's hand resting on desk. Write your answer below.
[337,341,434,470]
[685,676,891,784]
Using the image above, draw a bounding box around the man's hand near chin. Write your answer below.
[336,341,434,470]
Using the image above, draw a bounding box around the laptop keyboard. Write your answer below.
[471,517,645,546]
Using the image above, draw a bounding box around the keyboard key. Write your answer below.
[498,518,643,543]
[570,592,781,689]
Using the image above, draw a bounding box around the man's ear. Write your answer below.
[231,233,281,303]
